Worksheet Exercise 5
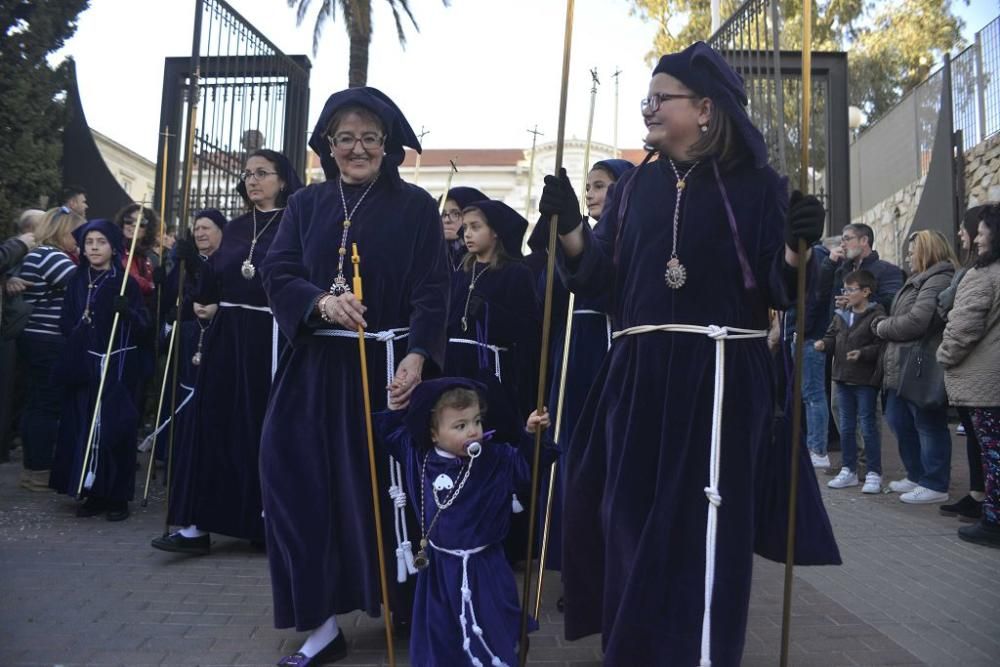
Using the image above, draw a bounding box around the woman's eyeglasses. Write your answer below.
[327,133,385,151]
[441,210,463,223]
[640,93,698,114]
[241,169,279,182]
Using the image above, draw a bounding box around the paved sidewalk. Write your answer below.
[1,424,998,666]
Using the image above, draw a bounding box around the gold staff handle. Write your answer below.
[76,199,149,497]
[352,243,396,667]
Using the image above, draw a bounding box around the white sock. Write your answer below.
[179,525,207,538]
[971,491,986,502]
[300,615,340,657]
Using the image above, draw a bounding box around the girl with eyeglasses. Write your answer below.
[537,43,839,665]
[151,150,302,557]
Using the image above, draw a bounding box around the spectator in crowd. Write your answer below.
[113,204,158,297]
[937,206,989,521]
[815,269,886,493]
[821,223,903,313]
[15,207,84,491]
[786,242,835,468]
[937,206,1000,548]
[60,186,88,218]
[874,230,956,504]
[18,208,44,234]
[1,230,36,275]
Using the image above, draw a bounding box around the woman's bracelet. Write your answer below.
[317,293,335,324]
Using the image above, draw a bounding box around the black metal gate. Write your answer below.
[154,0,311,228]
[709,0,850,234]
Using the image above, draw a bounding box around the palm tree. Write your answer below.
[288,0,448,88]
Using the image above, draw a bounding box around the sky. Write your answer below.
[58,0,996,162]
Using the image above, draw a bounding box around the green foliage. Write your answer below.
[627,0,967,124]
[0,0,89,232]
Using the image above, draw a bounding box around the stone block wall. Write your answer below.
[851,133,1000,266]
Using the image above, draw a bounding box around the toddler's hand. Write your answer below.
[526,408,550,434]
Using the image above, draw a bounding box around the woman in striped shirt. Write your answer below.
[16,206,84,491]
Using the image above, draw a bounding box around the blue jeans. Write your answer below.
[17,335,65,471]
[884,389,951,493]
[802,341,830,456]
[835,383,881,474]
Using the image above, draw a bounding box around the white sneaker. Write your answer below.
[888,478,919,493]
[956,423,966,436]
[900,486,949,504]
[811,453,831,468]
[828,468,858,489]
[862,472,882,494]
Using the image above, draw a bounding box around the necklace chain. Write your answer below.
[418,450,475,550]
[241,208,282,280]
[330,176,380,295]
[663,159,699,289]
[460,263,489,332]
[83,266,113,323]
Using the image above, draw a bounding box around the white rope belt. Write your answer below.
[139,383,196,452]
[314,326,419,582]
[429,540,507,667]
[572,309,613,350]
[612,323,767,667]
[447,337,508,381]
[218,301,272,313]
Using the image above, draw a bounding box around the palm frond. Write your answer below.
[312,0,334,56]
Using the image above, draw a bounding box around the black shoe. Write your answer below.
[958,520,1000,549]
[151,531,210,555]
[106,502,130,522]
[940,494,983,521]
[276,630,347,666]
[75,496,107,518]
[392,615,411,640]
[556,595,565,613]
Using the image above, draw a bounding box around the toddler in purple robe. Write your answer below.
[376,377,555,667]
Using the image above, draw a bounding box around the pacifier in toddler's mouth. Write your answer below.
[463,441,482,458]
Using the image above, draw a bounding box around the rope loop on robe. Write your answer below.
[428,541,507,667]
[611,322,767,667]
[447,338,508,381]
[313,326,417,581]
[571,309,613,350]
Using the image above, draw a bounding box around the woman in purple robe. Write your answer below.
[150,152,302,555]
[49,219,149,521]
[258,87,449,666]
[540,43,839,665]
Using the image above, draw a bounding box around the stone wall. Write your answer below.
[851,133,1000,266]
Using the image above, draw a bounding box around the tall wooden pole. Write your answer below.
[534,66,599,620]
[413,126,429,185]
[352,244,395,667]
[520,2,575,664]
[612,68,622,158]
[780,1,812,664]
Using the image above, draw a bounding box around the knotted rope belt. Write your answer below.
[611,323,768,667]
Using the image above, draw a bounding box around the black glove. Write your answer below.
[175,237,199,264]
[152,266,166,286]
[785,190,825,251]
[539,168,583,235]
[113,295,130,317]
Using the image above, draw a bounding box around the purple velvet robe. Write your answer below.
[49,265,149,502]
[557,157,840,666]
[166,210,282,540]
[258,178,449,630]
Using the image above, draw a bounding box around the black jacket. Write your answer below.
[820,302,886,387]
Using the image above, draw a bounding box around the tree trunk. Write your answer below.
[347,16,371,87]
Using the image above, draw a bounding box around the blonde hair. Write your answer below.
[34,207,85,250]
[907,229,958,274]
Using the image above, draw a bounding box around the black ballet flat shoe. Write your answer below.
[106,502,130,522]
[75,497,107,518]
[276,631,347,666]
[151,531,211,555]
[940,494,983,521]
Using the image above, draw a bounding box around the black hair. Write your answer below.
[112,203,160,255]
[843,269,877,294]
[974,205,1000,268]
[236,149,295,209]
[843,223,875,249]
[60,185,86,202]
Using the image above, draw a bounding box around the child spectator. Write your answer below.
[815,270,886,493]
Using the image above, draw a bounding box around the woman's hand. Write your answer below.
[4,276,28,296]
[192,302,218,320]
[813,340,825,352]
[845,350,861,362]
[387,352,424,410]
[319,292,367,329]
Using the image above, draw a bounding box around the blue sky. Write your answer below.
[59,0,997,161]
